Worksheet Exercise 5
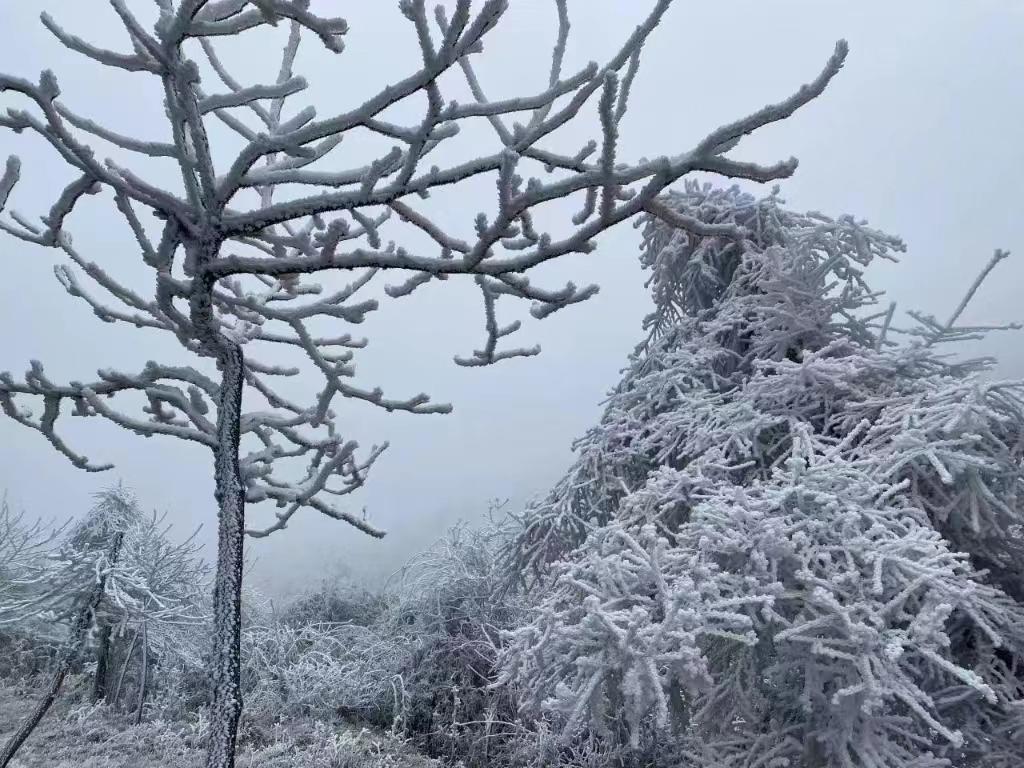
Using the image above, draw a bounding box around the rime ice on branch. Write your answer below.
[500,184,1024,767]
[0,2,846,538]
[0,2,849,766]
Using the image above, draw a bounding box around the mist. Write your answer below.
[1,0,1022,597]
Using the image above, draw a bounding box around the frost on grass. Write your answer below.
[0,680,438,768]
[501,184,1024,767]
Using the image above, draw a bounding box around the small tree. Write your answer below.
[0,487,209,732]
[501,184,1024,766]
[0,488,136,642]
[91,487,210,719]
[0,506,124,768]
[0,3,849,765]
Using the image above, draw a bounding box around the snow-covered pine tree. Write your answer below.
[0,487,138,644]
[0,486,209,748]
[0,495,125,768]
[500,183,1024,767]
[8,487,209,663]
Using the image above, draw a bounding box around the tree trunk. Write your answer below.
[803,734,828,767]
[112,628,140,707]
[0,532,124,768]
[0,657,71,768]
[91,623,112,703]
[134,623,148,726]
[204,342,246,768]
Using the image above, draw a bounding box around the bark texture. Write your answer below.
[204,343,246,768]
[112,628,140,707]
[134,622,148,726]
[91,623,112,703]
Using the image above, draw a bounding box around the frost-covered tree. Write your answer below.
[86,487,210,719]
[0,498,68,684]
[501,184,1024,767]
[0,2,849,764]
[0,497,64,627]
[0,486,209,725]
[0,490,134,639]
[0,504,124,768]
[8,490,206,644]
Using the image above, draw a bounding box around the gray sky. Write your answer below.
[1,1,1022,595]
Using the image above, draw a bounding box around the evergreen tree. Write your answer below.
[502,183,1024,767]
[0,487,208,729]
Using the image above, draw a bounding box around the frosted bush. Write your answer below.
[502,184,1024,766]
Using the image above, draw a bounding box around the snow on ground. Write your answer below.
[0,680,437,768]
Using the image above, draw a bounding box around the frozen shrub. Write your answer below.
[502,184,1024,767]
[240,618,367,721]
[374,522,526,763]
[238,521,526,766]
[280,581,384,629]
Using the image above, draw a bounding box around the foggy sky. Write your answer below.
[1,1,1022,596]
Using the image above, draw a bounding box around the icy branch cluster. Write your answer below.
[1,487,209,667]
[501,184,1024,766]
[237,521,526,764]
[0,0,848,538]
[0,498,66,631]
